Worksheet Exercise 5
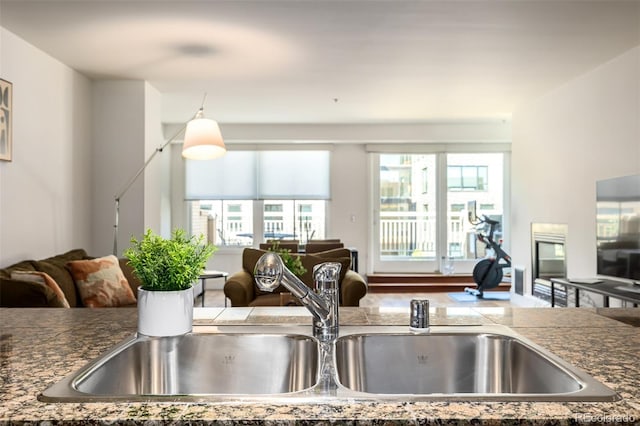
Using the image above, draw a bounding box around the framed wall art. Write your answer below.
[0,79,13,162]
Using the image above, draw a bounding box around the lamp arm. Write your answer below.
[112,114,197,255]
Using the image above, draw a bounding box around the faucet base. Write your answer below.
[314,325,338,343]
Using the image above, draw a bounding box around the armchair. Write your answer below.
[224,247,367,307]
[305,241,344,253]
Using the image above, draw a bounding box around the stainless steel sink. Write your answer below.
[335,326,619,401]
[40,326,319,402]
[40,324,619,403]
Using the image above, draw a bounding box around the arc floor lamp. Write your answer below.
[113,96,226,255]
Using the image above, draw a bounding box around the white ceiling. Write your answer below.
[1,0,639,123]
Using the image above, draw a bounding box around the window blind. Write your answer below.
[185,151,257,200]
[257,151,330,199]
[185,150,330,200]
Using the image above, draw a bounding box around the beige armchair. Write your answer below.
[224,247,367,307]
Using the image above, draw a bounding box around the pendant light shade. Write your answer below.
[113,96,225,255]
[182,115,226,160]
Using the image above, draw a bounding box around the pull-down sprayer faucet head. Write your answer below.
[254,252,318,302]
[253,251,284,292]
[254,251,341,342]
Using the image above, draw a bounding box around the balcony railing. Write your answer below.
[379,212,470,258]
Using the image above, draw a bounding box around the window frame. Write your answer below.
[369,144,510,274]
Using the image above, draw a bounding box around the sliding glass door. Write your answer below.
[373,151,506,273]
[374,154,438,272]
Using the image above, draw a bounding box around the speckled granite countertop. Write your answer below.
[1,306,639,425]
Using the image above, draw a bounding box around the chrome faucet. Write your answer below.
[254,252,341,342]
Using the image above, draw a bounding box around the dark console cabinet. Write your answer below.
[550,278,640,307]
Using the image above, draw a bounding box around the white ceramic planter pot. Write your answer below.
[137,287,194,337]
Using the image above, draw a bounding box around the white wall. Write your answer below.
[329,144,369,271]
[91,81,146,256]
[91,81,169,256]
[512,46,640,294]
[0,27,92,266]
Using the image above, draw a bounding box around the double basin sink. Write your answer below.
[40,325,619,402]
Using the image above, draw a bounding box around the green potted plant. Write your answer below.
[125,228,216,336]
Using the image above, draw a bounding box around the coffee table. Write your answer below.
[198,270,229,307]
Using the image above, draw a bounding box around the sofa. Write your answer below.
[0,249,141,308]
[224,247,367,307]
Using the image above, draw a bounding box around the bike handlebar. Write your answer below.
[482,215,499,226]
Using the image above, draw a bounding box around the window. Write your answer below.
[191,200,253,246]
[380,156,413,199]
[189,199,326,246]
[379,154,436,259]
[299,204,312,213]
[447,165,488,191]
[263,200,326,241]
[265,204,283,212]
[374,151,506,273]
[185,150,330,246]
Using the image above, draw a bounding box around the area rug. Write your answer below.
[448,292,511,302]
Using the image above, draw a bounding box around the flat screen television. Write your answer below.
[596,174,640,283]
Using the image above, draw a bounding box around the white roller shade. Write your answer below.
[258,151,330,200]
[185,151,257,200]
[185,150,330,200]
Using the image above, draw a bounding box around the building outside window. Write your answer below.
[190,200,253,246]
[447,165,488,191]
[189,199,326,246]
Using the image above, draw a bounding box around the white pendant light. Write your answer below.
[182,109,226,160]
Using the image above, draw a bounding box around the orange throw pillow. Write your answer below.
[67,255,136,307]
[11,270,71,308]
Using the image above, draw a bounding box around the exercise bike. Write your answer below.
[465,203,511,298]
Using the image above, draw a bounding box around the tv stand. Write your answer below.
[550,278,640,307]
